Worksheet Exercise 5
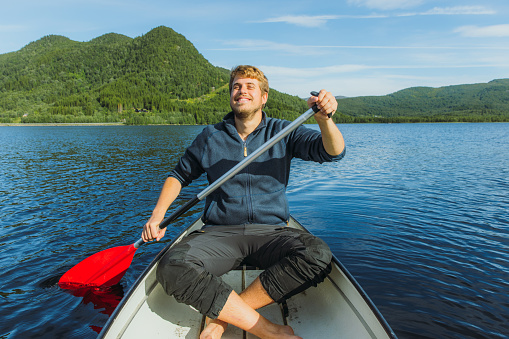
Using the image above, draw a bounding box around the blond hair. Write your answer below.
[229,65,269,95]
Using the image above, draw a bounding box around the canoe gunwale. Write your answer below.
[289,217,397,339]
[326,257,397,338]
[98,216,397,339]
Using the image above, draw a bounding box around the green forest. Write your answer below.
[0,25,508,124]
[336,79,509,123]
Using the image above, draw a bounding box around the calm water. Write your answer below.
[0,123,508,338]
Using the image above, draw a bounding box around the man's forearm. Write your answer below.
[318,119,345,156]
[151,176,183,220]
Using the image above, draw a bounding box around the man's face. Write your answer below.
[230,77,268,120]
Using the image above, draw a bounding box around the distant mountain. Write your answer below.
[1,26,508,124]
[335,79,509,123]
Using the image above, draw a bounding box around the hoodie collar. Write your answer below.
[223,111,267,137]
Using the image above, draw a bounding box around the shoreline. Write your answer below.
[1,121,507,127]
[0,122,125,126]
[0,122,210,127]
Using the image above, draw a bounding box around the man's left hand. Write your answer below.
[307,89,337,121]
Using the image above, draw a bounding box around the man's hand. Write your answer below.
[142,215,166,242]
[307,89,337,122]
[141,177,182,242]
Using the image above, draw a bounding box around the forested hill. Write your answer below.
[335,79,509,123]
[0,25,508,124]
[0,26,307,124]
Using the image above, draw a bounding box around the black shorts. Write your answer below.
[156,224,332,319]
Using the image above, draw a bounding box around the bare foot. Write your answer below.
[278,325,303,339]
[263,324,302,339]
[201,319,300,339]
[200,318,228,339]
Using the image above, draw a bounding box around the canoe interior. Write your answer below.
[99,217,396,338]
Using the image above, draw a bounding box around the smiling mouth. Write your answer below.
[235,96,251,103]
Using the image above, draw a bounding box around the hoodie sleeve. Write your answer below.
[288,124,345,163]
[169,128,208,187]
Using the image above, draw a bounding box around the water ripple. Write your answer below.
[1,123,508,338]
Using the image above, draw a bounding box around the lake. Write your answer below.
[0,123,508,338]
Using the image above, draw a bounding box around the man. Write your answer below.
[142,65,345,339]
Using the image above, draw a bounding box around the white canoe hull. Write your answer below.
[98,217,397,338]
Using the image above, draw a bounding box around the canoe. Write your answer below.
[98,216,398,338]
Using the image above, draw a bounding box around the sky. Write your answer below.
[1,0,509,97]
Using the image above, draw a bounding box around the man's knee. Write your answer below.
[259,232,333,303]
[156,246,192,297]
[298,232,333,269]
[156,247,232,319]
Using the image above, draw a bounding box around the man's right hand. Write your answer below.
[141,177,183,242]
[142,215,166,242]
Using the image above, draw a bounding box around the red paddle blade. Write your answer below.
[59,244,137,289]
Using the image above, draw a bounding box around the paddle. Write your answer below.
[59,94,323,289]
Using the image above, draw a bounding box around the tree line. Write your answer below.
[1,26,508,124]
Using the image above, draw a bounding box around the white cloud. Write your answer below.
[0,25,27,32]
[210,39,328,56]
[256,14,387,27]
[261,66,418,97]
[257,6,495,28]
[420,6,496,15]
[263,64,509,76]
[212,41,509,55]
[259,15,339,28]
[348,0,423,10]
[455,24,509,37]
[262,65,370,79]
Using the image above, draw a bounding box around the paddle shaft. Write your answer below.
[133,104,320,248]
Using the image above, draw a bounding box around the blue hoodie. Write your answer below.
[170,111,345,226]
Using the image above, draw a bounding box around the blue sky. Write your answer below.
[1,0,508,97]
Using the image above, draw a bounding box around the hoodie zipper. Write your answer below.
[242,140,254,222]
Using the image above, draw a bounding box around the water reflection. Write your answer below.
[64,284,125,334]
